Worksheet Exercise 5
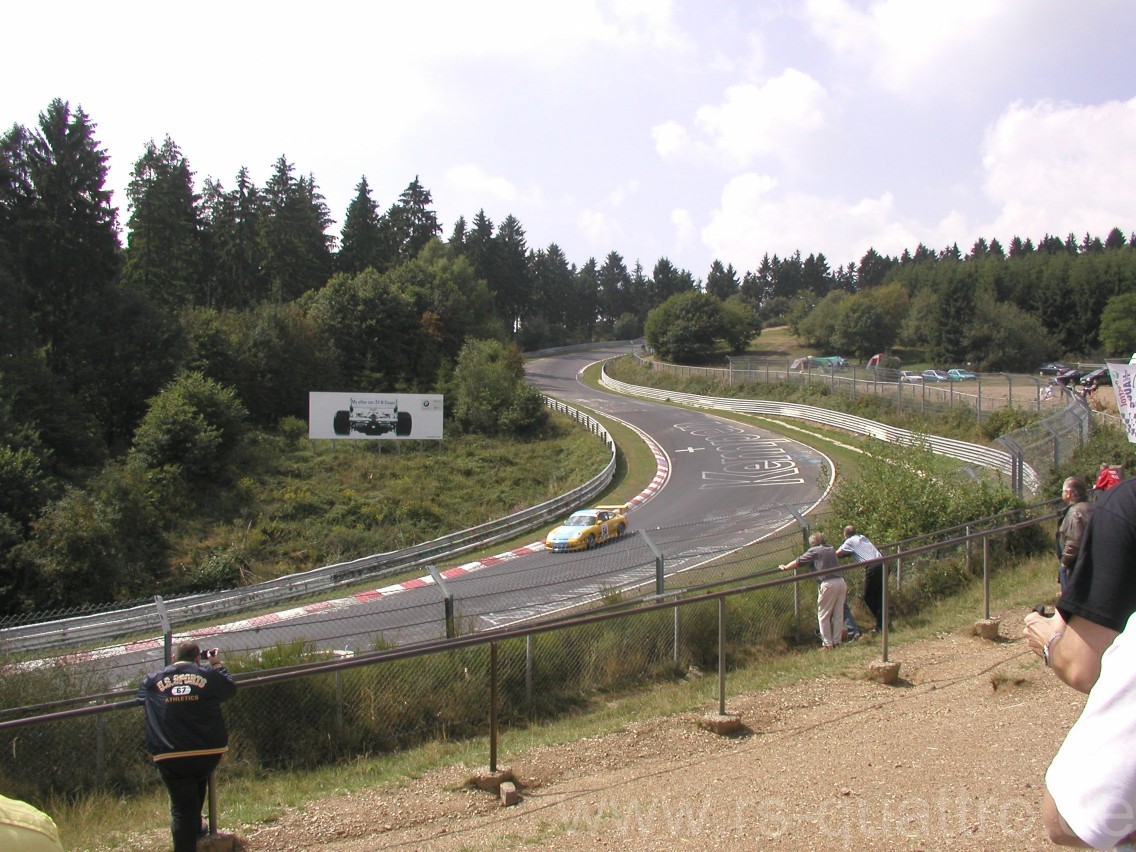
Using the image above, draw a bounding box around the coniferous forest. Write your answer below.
[3,98,1136,614]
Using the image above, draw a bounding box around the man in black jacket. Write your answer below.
[138,641,237,852]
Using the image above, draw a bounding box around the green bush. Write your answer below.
[130,371,248,482]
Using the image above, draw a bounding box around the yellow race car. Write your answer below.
[544,504,630,552]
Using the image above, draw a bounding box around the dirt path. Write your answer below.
[231,608,1083,851]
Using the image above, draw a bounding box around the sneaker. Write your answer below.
[847,631,862,641]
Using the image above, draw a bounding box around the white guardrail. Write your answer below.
[599,367,1040,489]
[0,398,617,654]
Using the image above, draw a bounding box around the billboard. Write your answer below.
[308,393,444,440]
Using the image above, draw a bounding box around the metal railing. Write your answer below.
[0,500,1056,810]
[599,366,1024,483]
[0,397,617,655]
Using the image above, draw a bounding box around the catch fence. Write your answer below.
[622,353,1095,497]
[0,499,1058,812]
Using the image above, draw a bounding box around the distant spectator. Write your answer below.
[0,793,64,851]
[1095,463,1121,492]
[779,533,847,649]
[1056,477,1092,596]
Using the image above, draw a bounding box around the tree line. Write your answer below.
[2,97,1134,611]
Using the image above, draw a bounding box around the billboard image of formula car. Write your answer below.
[333,397,413,437]
[308,393,444,440]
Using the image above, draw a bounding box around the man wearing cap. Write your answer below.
[138,641,237,852]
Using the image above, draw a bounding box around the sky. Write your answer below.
[6,0,1136,281]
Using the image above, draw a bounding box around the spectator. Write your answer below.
[1043,609,1136,848]
[0,793,63,851]
[779,533,847,649]
[1095,462,1121,492]
[841,603,863,642]
[837,525,885,633]
[138,641,237,852]
[1056,477,1092,596]
[1024,477,1136,693]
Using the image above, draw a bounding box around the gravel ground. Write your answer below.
[211,607,1082,852]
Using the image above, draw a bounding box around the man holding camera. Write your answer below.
[138,641,237,852]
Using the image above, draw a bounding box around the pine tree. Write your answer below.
[705,259,740,300]
[262,156,333,302]
[1,99,120,363]
[200,168,268,307]
[337,176,383,274]
[121,136,204,311]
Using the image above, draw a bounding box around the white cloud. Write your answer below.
[651,121,692,160]
[982,98,1136,240]
[445,165,523,205]
[578,208,626,250]
[702,173,923,267]
[804,0,1025,96]
[655,69,829,168]
[671,208,696,251]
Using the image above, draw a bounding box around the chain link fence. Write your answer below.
[0,499,1057,810]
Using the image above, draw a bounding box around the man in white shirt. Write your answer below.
[836,525,885,633]
[1044,610,1136,848]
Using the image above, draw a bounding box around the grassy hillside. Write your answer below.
[163,412,613,592]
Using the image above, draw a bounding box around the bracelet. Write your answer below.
[1042,630,1064,668]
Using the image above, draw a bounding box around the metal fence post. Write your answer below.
[429,565,456,639]
[154,595,172,664]
[641,532,665,597]
[489,642,499,773]
[717,598,727,716]
[983,536,992,621]
[881,559,890,663]
[207,769,218,835]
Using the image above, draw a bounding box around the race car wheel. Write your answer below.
[585,534,596,549]
[613,523,625,538]
[333,410,350,436]
[396,411,412,437]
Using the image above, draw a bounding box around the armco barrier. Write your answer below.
[0,397,618,655]
[598,365,1039,490]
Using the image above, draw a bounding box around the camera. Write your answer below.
[203,647,220,660]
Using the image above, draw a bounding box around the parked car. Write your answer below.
[947,369,976,381]
[1038,362,1070,376]
[545,504,630,552]
[1080,367,1112,387]
[922,370,950,382]
[899,371,923,383]
[1055,369,1084,388]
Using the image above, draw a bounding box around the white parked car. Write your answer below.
[899,371,923,383]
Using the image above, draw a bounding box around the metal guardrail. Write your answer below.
[0,398,617,655]
[599,366,1032,486]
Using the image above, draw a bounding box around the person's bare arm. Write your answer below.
[1042,790,1088,846]
[1024,612,1119,694]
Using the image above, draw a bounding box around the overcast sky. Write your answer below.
[7,0,1136,280]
